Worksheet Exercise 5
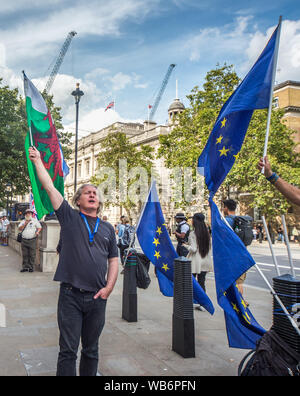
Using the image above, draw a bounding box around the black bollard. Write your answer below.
[272,274,300,353]
[172,256,195,358]
[122,249,138,322]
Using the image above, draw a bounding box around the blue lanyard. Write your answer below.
[79,213,100,245]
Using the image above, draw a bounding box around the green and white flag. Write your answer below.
[23,72,69,219]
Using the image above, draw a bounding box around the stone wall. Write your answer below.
[8,221,60,273]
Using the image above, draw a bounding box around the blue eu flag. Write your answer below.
[198,22,280,197]
[136,182,214,315]
[210,200,266,349]
[197,22,281,348]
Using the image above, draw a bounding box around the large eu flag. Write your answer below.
[136,182,214,315]
[211,200,266,348]
[197,21,281,348]
[198,22,280,197]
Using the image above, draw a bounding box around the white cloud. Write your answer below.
[184,17,300,85]
[0,0,160,67]
[186,16,252,62]
[109,72,133,91]
[243,19,300,82]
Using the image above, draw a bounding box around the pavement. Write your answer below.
[0,242,284,377]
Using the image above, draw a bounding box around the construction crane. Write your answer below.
[149,63,176,121]
[44,31,77,93]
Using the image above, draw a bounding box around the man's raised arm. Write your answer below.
[258,156,300,207]
[28,146,63,210]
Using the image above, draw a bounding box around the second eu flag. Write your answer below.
[136,182,214,315]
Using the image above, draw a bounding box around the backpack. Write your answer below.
[230,215,254,246]
[238,328,300,376]
[135,252,151,289]
[176,221,190,244]
[121,224,135,247]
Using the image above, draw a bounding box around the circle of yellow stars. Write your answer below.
[153,224,170,273]
[215,117,239,160]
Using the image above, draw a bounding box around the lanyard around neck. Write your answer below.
[79,213,100,245]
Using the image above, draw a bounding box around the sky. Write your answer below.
[0,0,300,138]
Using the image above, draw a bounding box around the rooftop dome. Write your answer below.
[168,98,185,112]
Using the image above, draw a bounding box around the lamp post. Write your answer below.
[71,83,84,193]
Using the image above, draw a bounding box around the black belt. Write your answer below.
[61,282,95,294]
[22,237,37,241]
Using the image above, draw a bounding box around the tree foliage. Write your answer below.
[91,130,154,219]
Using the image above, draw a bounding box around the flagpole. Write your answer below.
[220,209,300,337]
[22,71,34,147]
[123,181,155,267]
[254,263,300,337]
[262,16,282,173]
[262,216,281,276]
[281,215,296,278]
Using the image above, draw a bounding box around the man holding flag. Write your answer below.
[24,74,119,376]
[197,19,282,348]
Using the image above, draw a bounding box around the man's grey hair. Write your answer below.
[72,184,104,214]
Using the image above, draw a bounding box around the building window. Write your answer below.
[273,97,279,109]
[86,160,90,177]
[78,163,82,178]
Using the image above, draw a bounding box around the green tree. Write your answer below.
[158,64,300,220]
[0,79,29,208]
[91,130,154,220]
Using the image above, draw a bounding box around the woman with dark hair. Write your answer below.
[185,213,213,311]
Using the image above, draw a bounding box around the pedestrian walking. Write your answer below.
[0,216,3,245]
[174,213,190,257]
[1,215,10,246]
[18,209,42,272]
[292,227,299,243]
[277,227,284,242]
[184,213,213,311]
[28,146,119,376]
[223,199,248,300]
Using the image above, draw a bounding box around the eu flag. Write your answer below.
[198,22,280,197]
[211,200,266,349]
[197,21,281,348]
[136,182,214,315]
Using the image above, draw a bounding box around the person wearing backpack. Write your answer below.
[223,199,249,301]
[174,213,190,257]
[119,217,135,267]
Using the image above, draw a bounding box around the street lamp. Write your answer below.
[71,82,84,193]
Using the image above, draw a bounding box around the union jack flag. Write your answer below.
[105,101,114,111]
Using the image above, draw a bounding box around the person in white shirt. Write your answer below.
[1,216,10,246]
[184,213,213,311]
[0,216,3,244]
[18,209,42,272]
[174,213,190,257]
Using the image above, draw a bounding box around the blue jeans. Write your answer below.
[56,283,107,376]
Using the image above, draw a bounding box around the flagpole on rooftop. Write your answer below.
[262,16,282,173]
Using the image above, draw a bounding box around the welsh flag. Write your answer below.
[23,72,69,219]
